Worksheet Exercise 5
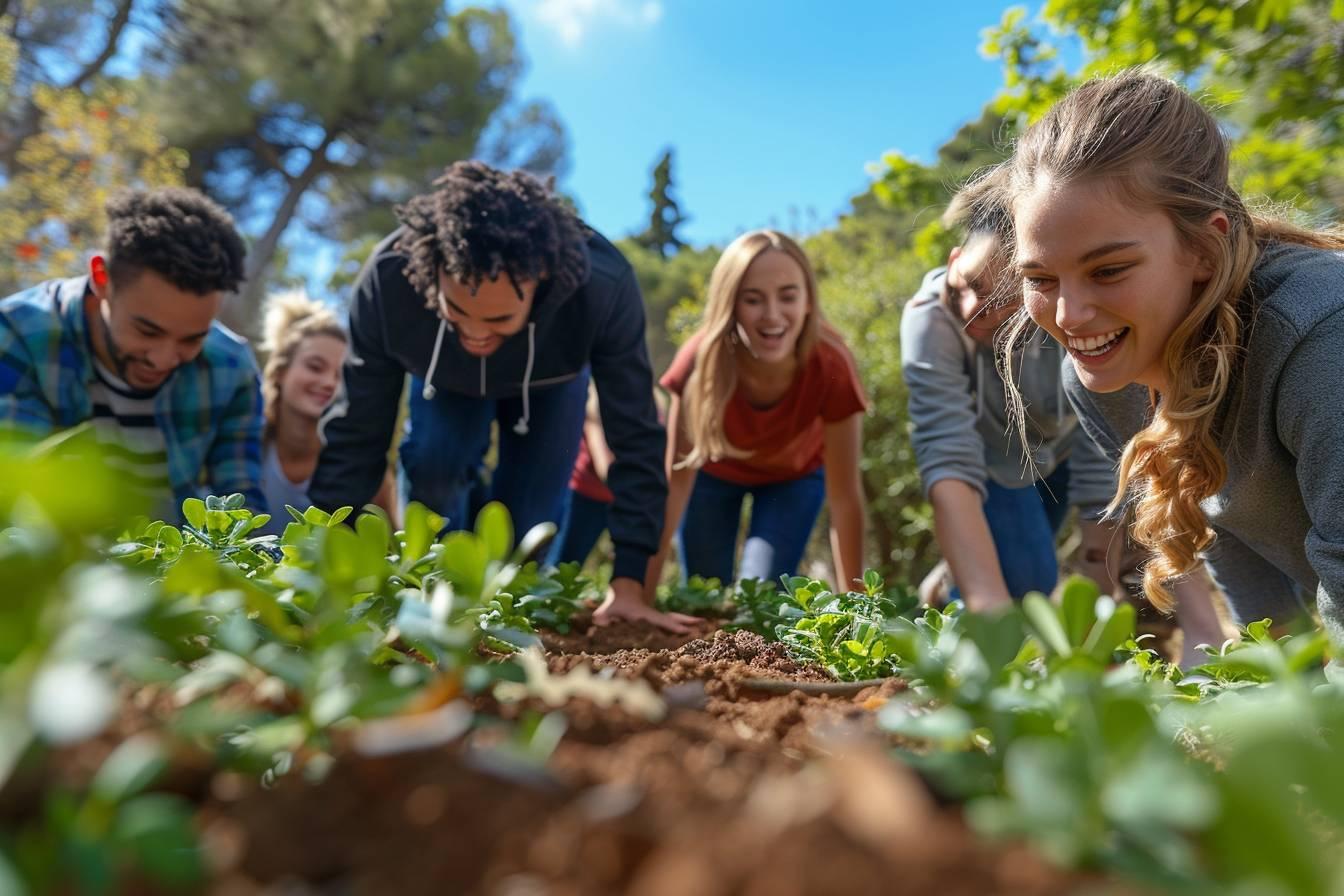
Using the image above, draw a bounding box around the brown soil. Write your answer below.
[191,623,1119,895]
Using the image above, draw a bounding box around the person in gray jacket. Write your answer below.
[1001,71,1344,643]
[901,193,1121,612]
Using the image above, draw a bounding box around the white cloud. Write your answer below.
[527,0,663,48]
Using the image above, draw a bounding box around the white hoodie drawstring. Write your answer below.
[422,319,448,399]
[513,322,536,436]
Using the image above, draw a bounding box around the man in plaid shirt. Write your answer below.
[0,187,265,517]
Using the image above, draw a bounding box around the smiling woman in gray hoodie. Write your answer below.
[1000,71,1344,643]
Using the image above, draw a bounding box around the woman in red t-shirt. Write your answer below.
[646,230,869,596]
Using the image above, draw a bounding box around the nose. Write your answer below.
[1053,281,1096,333]
[147,343,177,371]
[457,320,489,341]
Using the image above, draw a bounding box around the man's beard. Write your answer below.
[98,313,167,394]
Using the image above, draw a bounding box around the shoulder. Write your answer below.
[579,229,638,298]
[660,330,705,392]
[0,279,71,329]
[200,320,261,378]
[1250,243,1344,339]
[812,327,860,374]
[900,268,955,329]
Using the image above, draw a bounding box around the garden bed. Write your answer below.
[195,620,1093,896]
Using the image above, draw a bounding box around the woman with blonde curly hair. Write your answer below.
[258,292,394,535]
[646,230,869,595]
[998,69,1344,640]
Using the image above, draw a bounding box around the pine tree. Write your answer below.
[633,148,687,259]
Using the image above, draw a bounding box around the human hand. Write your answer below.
[594,576,700,634]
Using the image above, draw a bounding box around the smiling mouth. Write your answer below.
[1067,327,1129,358]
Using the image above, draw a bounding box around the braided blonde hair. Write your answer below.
[997,70,1344,610]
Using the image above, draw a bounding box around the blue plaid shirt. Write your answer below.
[0,276,265,515]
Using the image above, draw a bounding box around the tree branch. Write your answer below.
[64,0,135,91]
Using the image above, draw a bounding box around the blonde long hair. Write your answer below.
[679,230,827,469]
[996,70,1344,609]
[260,290,347,444]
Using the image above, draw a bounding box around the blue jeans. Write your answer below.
[401,370,589,556]
[678,467,826,585]
[555,491,611,566]
[978,460,1071,600]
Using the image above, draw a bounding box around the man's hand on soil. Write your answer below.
[594,577,700,634]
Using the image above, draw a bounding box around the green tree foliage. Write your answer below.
[148,0,568,336]
[0,6,185,295]
[982,0,1344,219]
[620,238,719,373]
[0,0,136,175]
[631,148,688,259]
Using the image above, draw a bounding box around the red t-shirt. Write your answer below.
[569,435,614,504]
[660,330,868,486]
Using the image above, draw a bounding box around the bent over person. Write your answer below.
[309,161,692,633]
[0,187,263,518]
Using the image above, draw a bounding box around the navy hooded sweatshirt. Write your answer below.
[308,227,667,584]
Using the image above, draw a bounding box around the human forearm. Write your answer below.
[828,491,866,591]
[929,478,1011,611]
[644,464,696,602]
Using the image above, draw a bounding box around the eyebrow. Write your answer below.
[132,315,209,341]
[1018,240,1142,270]
[443,296,516,324]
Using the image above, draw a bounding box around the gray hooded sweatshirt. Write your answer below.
[900,267,1116,518]
[1063,243,1344,640]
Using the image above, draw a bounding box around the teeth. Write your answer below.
[1067,328,1126,353]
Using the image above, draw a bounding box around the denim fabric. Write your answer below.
[555,490,611,566]
[979,459,1071,600]
[401,370,589,559]
[678,467,826,585]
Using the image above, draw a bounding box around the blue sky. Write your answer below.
[499,0,1021,246]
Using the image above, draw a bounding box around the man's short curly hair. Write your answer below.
[395,161,590,308]
[104,187,247,294]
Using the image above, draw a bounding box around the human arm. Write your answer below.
[899,297,1007,610]
[594,390,699,633]
[308,255,408,514]
[822,411,866,591]
[370,466,401,528]
[1276,308,1344,646]
[0,309,58,433]
[588,269,697,633]
[203,361,266,512]
[929,478,1012,611]
[584,415,614,483]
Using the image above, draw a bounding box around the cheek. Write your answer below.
[280,367,308,398]
[1023,292,1053,327]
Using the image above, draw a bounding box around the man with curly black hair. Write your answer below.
[0,186,265,517]
[310,160,693,633]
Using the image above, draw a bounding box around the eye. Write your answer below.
[1022,275,1055,290]
[1094,264,1132,280]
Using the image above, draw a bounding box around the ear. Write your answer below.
[89,255,110,295]
[947,245,963,269]
[1193,211,1231,281]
